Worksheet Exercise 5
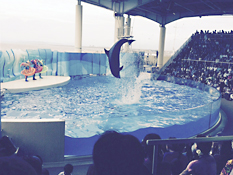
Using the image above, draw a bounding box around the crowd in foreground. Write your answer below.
[0,135,73,175]
[162,30,233,101]
[1,130,233,175]
[85,131,233,175]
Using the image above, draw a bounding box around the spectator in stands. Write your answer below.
[0,155,37,175]
[92,130,150,175]
[180,135,216,175]
[156,162,172,175]
[86,164,97,175]
[162,137,189,175]
[86,131,121,175]
[58,164,73,175]
[0,136,18,157]
[213,141,233,174]
[182,143,193,162]
[220,159,233,175]
[219,79,226,96]
[23,155,43,175]
[161,30,233,101]
[211,141,220,156]
[42,168,50,175]
[141,133,164,174]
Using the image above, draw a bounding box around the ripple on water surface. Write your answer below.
[1,75,216,138]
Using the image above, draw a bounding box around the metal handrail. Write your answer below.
[147,135,233,145]
[147,135,233,175]
[182,59,233,65]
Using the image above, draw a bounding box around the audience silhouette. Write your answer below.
[180,135,217,175]
[91,130,151,175]
[58,163,73,175]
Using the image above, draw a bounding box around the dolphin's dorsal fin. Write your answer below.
[104,49,109,57]
[119,66,123,71]
[128,40,135,45]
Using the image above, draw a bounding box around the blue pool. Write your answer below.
[1,73,220,140]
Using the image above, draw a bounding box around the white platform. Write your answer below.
[1,76,70,93]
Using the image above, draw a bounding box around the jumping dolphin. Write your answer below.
[104,39,135,78]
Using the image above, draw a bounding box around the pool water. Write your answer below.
[1,73,217,138]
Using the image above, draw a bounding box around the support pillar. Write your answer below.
[75,0,82,52]
[123,15,131,52]
[157,25,166,69]
[114,13,124,43]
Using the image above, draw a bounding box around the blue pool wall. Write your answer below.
[0,49,114,82]
[0,49,141,82]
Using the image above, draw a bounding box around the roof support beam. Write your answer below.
[81,0,233,25]
[207,0,222,11]
[174,2,194,13]
[200,0,216,10]
[121,0,155,14]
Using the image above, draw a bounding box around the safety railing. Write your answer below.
[147,135,233,175]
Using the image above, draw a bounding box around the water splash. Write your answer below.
[119,72,151,105]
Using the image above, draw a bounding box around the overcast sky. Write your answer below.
[1,0,233,51]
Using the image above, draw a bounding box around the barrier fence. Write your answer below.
[148,135,233,175]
